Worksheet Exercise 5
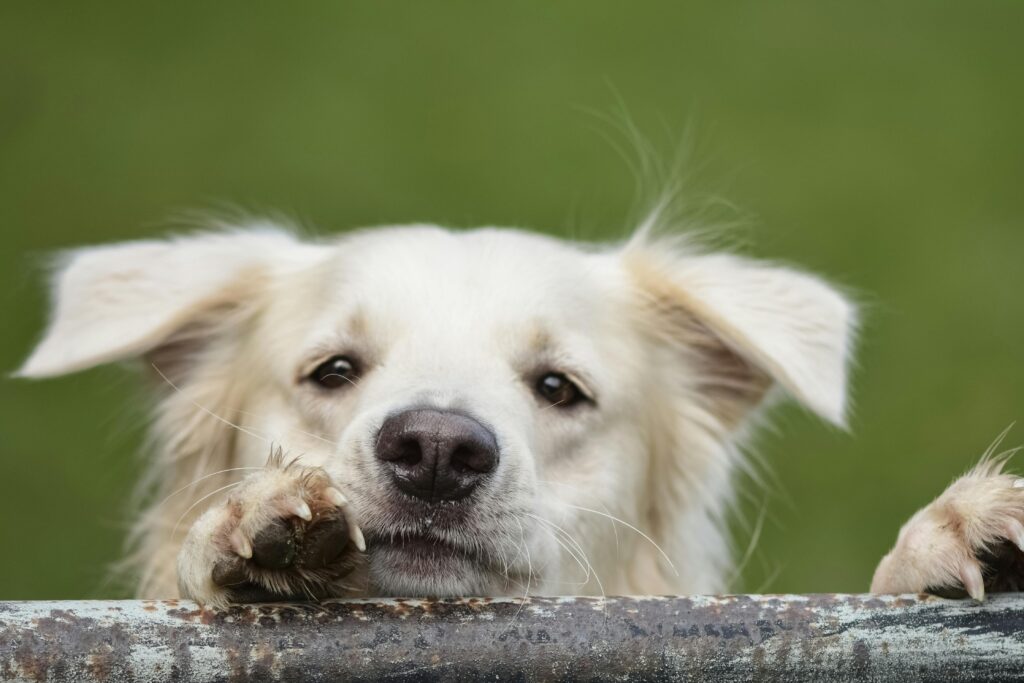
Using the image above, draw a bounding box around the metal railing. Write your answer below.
[2,593,1023,682]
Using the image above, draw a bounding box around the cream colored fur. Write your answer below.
[18,221,1007,605]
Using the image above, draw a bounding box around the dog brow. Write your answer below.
[525,321,553,353]
[346,309,368,337]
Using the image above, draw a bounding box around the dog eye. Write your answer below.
[536,372,585,408]
[310,355,360,389]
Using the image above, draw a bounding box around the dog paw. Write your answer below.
[871,461,1024,601]
[177,462,365,607]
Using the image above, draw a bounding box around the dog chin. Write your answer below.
[366,537,495,597]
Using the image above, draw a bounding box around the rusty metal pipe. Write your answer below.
[2,594,1023,682]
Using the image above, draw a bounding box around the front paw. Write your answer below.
[872,462,1024,601]
[178,463,365,607]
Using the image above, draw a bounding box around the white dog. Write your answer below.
[16,221,1023,606]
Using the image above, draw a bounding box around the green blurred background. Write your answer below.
[2,2,1022,598]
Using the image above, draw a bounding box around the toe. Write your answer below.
[212,555,248,588]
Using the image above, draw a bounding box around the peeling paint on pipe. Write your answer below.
[1,593,1023,682]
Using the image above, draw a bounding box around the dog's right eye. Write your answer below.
[309,355,360,389]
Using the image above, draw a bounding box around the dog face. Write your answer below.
[276,228,650,596]
[19,223,854,597]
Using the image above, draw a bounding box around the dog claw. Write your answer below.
[1006,518,1024,553]
[229,528,253,559]
[325,487,348,508]
[289,500,313,521]
[349,521,366,552]
[324,487,363,550]
[959,561,985,602]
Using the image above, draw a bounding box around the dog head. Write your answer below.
[19,222,854,596]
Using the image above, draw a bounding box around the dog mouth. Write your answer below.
[367,531,478,564]
[362,527,506,596]
[356,494,532,595]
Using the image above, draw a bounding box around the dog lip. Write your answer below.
[367,531,482,563]
[369,531,461,551]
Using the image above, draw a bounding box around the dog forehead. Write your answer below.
[326,226,616,325]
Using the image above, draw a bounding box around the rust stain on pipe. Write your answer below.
[2,594,1023,681]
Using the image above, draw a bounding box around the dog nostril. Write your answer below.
[384,437,422,467]
[451,445,498,475]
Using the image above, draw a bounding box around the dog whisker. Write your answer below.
[318,372,361,389]
[151,363,274,446]
[233,408,342,448]
[557,502,679,577]
[503,518,533,635]
[535,478,621,552]
[524,514,593,588]
[525,513,607,618]
[171,481,243,539]
[725,494,768,591]
[155,466,266,509]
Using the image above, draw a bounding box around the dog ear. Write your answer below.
[16,227,316,379]
[625,237,856,428]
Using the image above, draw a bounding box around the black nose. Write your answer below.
[375,409,499,502]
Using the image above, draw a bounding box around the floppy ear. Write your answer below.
[625,237,856,428]
[16,227,312,379]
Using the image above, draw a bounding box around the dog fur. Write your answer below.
[17,220,1022,605]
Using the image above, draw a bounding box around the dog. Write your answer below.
[16,220,1023,606]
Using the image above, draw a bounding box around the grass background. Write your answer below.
[1,1,1022,598]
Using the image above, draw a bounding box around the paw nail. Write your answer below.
[959,562,985,602]
[351,525,366,552]
[1007,519,1024,552]
[1014,479,1024,489]
[290,501,313,521]
[229,529,252,559]
[325,487,348,508]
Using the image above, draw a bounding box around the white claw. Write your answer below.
[350,522,366,552]
[959,561,985,602]
[290,501,313,521]
[1014,479,1024,489]
[325,487,348,508]
[229,528,252,559]
[324,486,364,551]
[1006,518,1024,553]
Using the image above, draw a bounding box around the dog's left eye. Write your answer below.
[536,372,586,408]
[310,355,360,389]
